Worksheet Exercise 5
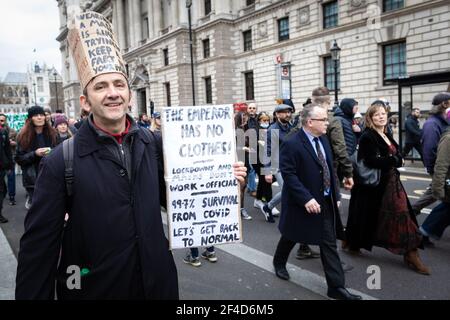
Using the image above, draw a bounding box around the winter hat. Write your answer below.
[274,104,293,113]
[282,99,295,113]
[27,106,45,119]
[152,112,161,119]
[339,98,358,117]
[54,116,68,128]
[431,92,450,106]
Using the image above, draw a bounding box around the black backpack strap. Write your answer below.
[63,137,75,197]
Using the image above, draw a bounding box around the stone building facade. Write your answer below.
[0,72,29,105]
[26,63,64,112]
[56,0,450,117]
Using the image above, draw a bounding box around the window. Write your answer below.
[203,38,210,58]
[243,30,252,52]
[142,17,149,39]
[383,41,406,85]
[244,71,254,101]
[278,17,289,42]
[246,0,255,5]
[323,1,338,29]
[141,0,149,39]
[37,77,44,92]
[163,48,169,66]
[383,0,404,12]
[204,0,211,16]
[324,56,340,91]
[165,82,171,106]
[205,77,212,104]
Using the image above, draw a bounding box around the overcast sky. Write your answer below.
[0,0,62,81]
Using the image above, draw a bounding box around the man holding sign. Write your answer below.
[15,11,246,300]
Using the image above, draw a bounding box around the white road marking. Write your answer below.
[340,194,431,214]
[400,175,431,182]
[161,211,377,300]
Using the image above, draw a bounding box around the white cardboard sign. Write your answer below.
[161,105,242,250]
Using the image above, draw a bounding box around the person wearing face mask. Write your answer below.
[15,106,57,210]
[253,112,274,220]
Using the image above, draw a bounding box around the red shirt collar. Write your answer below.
[93,118,131,144]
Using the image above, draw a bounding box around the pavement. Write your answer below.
[0,165,441,300]
[0,221,16,300]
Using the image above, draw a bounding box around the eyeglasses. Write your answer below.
[310,118,329,122]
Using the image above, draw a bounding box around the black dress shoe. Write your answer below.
[327,287,362,300]
[296,244,320,259]
[274,265,290,280]
[0,214,8,223]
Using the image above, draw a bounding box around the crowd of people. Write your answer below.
[0,106,163,223]
[226,89,450,299]
[3,10,449,301]
[0,87,448,300]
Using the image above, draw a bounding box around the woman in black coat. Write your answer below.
[345,101,430,275]
[15,106,57,209]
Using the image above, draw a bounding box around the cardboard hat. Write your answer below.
[67,11,127,90]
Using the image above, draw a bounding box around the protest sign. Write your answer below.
[6,113,27,132]
[161,105,241,249]
[67,11,126,90]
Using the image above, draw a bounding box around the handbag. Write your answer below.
[350,146,381,187]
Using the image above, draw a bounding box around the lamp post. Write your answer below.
[330,39,341,109]
[53,71,59,111]
[186,0,196,105]
[33,82,37,105]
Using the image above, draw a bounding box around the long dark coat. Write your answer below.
[278,129,344,244]
[345,128,418,251]
[15,119,178,300]
[15,133,54,189]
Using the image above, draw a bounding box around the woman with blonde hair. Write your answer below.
[345,100,430,275]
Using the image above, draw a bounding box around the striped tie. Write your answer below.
[314,137,331,191]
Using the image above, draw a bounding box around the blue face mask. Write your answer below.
[260,123,269,129]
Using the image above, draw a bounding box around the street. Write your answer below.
[1,164,449,300]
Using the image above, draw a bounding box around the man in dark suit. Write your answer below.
[272,104,362,300]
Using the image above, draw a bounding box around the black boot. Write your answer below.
[0,214,8,223]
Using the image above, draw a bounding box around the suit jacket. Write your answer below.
[279,128,343,244]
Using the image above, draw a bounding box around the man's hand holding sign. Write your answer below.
[162,105,246,250]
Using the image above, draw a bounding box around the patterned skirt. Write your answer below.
[374,169,422,255]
